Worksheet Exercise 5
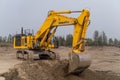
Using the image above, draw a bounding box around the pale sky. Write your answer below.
[0,0,120,39]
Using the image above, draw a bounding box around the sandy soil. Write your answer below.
[53,46,120,80]
[55,46,120,74]
[0,47,22,80]
[0,46,120,80]
[0,47,21,73]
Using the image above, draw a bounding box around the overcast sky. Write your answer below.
[0,0,120,39]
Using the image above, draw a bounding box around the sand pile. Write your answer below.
[1,60,69,80]
[1,59,120,80]
[1,46,120,80]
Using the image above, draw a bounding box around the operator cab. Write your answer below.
[14,27,34,49]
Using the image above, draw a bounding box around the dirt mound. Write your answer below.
[1,60,87,80]
[1,46,120,80]
[2,60,70,80]
[0,43,12,47]
[19,60,68,80]
[1,59,120,80]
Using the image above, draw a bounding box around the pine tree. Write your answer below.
[114,38,119,46]
[58,36,65,46]
[7,34,13,43]
[98,35,103,46]
[87,38,93,46]
[102,31,107,45]
[0,36,2,43]
[109,38,113,46]
[65,34,73,47]
[93,30,99,46]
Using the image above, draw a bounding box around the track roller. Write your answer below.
[16,50,29,60]
[39,50,57,60]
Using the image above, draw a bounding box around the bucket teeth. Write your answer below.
[68,53,91,74]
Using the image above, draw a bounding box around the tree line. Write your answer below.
[87,30,120,47]
[57,30,120,47]
[56,34,73,47]
[0,34,13,43]
[0,30,120,47]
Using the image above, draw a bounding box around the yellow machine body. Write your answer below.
[14,9,91,74]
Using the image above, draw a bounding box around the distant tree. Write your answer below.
[102,31,107,45]
[109,38,114,46]
[114,38,119,46]
[118,40,120,47]
[53,36,59,48]
[2,36,7,42]
[58,36,65,46]
[93,31,108,46]
[7,34,13,43]
[98,34,103,46]
[86,38,93,46]
[65,34,73,47]
[93,30,99,46]
[0,36,2,42]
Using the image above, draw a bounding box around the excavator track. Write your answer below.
[16,50,29,60]
[16,50,58,60]
[38,50,57,60]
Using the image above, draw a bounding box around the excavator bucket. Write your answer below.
[68,53,91,74]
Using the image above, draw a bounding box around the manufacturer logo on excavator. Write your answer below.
[59,21,69,24]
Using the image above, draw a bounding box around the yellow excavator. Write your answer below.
[13,9,91,74]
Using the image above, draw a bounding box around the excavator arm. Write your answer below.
[34,9,91,73]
